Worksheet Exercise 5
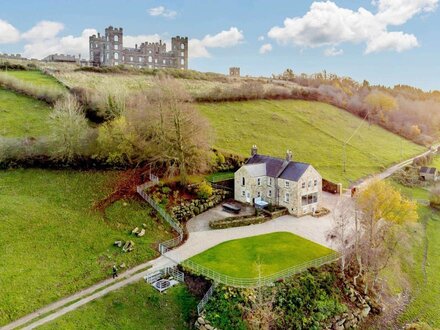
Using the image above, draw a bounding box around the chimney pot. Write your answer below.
[286,150,293,162]
[251,145,258,156]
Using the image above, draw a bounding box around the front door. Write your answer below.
[246,191,251,203]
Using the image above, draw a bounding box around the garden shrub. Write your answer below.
[197,181,213,199]
[209,214,267,229]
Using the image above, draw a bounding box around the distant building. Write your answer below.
[229,67,240,76]
[234,146,322,217]
[43,54,78,63]
[0,53,25,60]
[419,166,438,181]
[89,26,188,70]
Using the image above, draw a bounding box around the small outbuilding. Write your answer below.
[419,166,438,181]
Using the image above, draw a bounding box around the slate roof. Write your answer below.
[245,154,311,182]
[242,163,266,177]
[420,166,437,174]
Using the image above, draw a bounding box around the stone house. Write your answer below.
[419,166,438,181]
[234,146,322,217]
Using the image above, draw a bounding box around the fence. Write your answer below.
[197,284,216,315]
[136,184,184,254]
[182,252,340,288]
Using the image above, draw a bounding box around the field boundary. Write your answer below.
[181,251,340,288]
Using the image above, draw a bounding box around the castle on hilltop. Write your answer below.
[89,26,188,70]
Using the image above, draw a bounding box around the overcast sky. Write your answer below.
[0,0,439,90]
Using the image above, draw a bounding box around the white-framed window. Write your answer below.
[285,181,290,188]
[268,177,272,186]
[242,177,245,186]
[308,180,311,188]
[181,51,185,56]
[139,57,142,62]
[155,59,158,63]
[114,53,119,60]
[302,182,306,189]
[114,35,119,42]
[114,61,118,65]
[285,192,290,203]
[130,56,133,61]
[163,59,166,64]
[148,56,152,62]
[181,43,185,49]
[257,178,261,186]
[268,190,272,198]
[314,179,318,187]
[114,44,119,50]
[180,58,185,65]
[106,53,109,60]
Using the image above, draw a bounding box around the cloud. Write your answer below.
[324,46,343,56]
[268,0,437,54]
[23,28,97,59]
[22,21,64,41]
[189,27,244,58]
[0,19,20,44]
[258,35,265,41]
[148,6,177,19]
[259,43,272,54]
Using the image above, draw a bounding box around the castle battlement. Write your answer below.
[89,26,188,70]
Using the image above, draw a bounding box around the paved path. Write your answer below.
[352,145,439,190]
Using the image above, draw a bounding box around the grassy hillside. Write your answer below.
[2,70,66,92]
[0,169,172,325]
[0,88,52,137]
[40,283,197,330]
[198,100,425,186]
[399,206,440,327]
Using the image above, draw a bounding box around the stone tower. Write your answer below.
[229,67,240,77]
[172,36,189,70]
[104,26,123,66]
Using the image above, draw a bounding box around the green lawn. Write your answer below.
[2,70,66,92]
[0,169,172,326]
[198,100,425,186]
[40,283,197,330]
[188,232,334,278]
[206,171,235,183]
[0,88,52,137]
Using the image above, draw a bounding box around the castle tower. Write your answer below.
[104,26,123,66]
[172,36,188,70]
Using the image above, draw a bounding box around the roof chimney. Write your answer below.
[286,150,293,162]
[251,145,258,156]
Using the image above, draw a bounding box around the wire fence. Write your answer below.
[197,284,216,315]
[136,183,184,254]
[182,252,340,288]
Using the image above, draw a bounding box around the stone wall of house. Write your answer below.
[234,165,322,217]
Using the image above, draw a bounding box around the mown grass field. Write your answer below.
[198,100,425,186]
[188,232,334,278]
[40,283,197,330]
[0,88,52,137]
[0,169,172,326]
[3,70,66,92]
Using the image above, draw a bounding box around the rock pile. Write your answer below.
[171,189,229,222]
[194,316,218,330]
[329,284,380,330]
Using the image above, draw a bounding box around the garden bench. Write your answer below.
[222,203,241,214]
